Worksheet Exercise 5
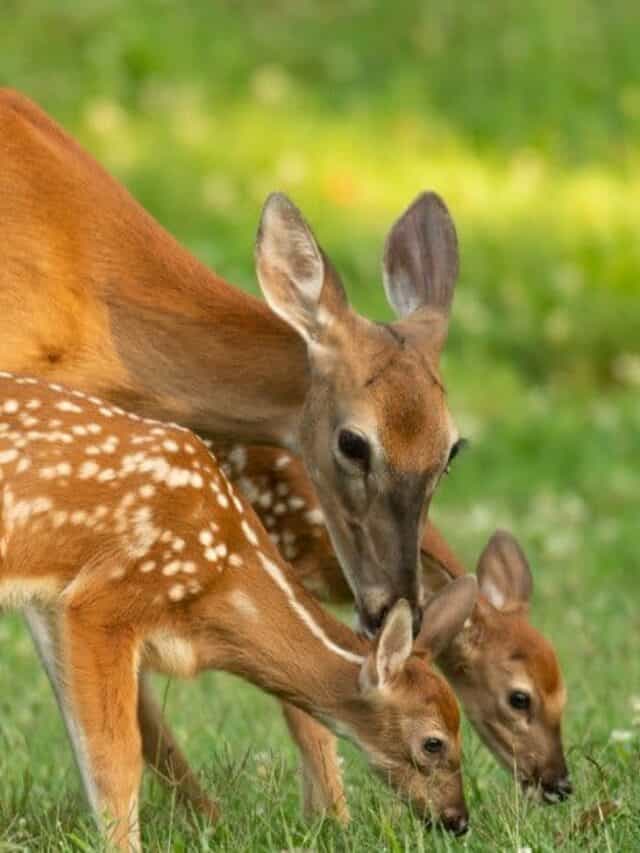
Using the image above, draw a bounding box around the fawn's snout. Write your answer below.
[440,806,469,836]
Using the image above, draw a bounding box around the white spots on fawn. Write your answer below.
[168,583,185,602]
[172,538,185,552]
[25,399,41,410]
[190,472,203,489]
[305,508,324,526]
[275,454,291,469]
[162,439,179,453]
[56,400,83,414]
[166,467,191,488]
[140,560,156,573]
[288,496,305,511]
[204,548,218,563]
[70,510,88,526]
[40,462,72,480]
[53,510,68,528]
[79,461,100,480]
[241,520,259,546]
[199,530,214,547]
[97,468,117,483]
[216,492,229,509]
[229,553,243,568]
[99,407,114,418]
[3,400,19,414]
[228,445,247,472]
[163,561,182,576]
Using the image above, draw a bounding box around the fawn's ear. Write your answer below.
[255,193,348,344]
[359,599,413,692]
[382,191,458,356]
[476,530,533,610]
[416,576,477,658]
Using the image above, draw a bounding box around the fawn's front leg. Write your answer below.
[60,607,143,852]
[281,702,350,824]
[137,673,220,823]
[26,608,219,827]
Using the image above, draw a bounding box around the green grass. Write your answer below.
[1,1,639,850]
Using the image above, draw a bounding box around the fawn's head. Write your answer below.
[424,531,571,802]
[345,577,477,835]
[256,192,461,637]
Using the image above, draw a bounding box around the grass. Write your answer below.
[0,1,639,850]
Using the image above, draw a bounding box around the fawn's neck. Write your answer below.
[198,550,368,729]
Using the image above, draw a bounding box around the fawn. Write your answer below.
[0,372,476,849]
[212,444,571,817]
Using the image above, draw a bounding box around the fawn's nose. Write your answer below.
[542,775,573,803]
[440,808,469,836]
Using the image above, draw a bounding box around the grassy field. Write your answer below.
[1,1,639,850]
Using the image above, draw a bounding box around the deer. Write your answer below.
[0,87,463,638]
[0,370,478,849]
[0,88,476,826]
[209,444,572,816]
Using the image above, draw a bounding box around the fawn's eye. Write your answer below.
[337,428,370,472]
[509,690,531,711]
[422,736,444,754]
[445,438,468,475]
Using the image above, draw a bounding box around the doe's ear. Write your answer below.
[383,191,458,354]
[359,599,413,693]
[416,576,477,658]
[255,193,347,344]
[476,530,533,610]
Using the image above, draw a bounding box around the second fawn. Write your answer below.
[0,372,476,849]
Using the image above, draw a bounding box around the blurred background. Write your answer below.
[1,1,638,848]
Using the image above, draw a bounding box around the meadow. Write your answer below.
[0,1,639,849]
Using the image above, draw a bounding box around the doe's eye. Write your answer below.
[337,429,370,471]
[422,736,443,754]
[445,438,468,475]
[509,690,531,711]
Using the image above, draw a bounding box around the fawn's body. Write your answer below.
[0,372,475,849]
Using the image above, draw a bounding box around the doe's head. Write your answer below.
[425,531,571,803]
[256,191,462,637]
[349,576,477,835]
